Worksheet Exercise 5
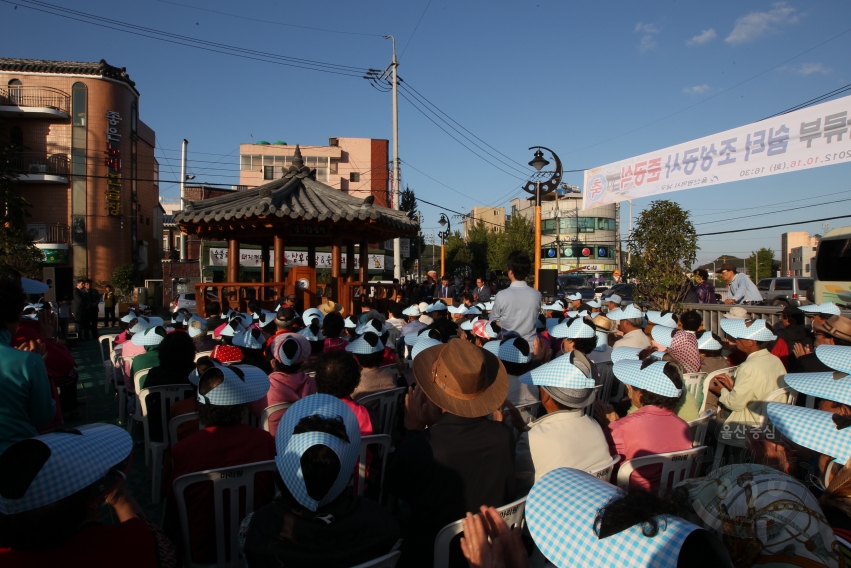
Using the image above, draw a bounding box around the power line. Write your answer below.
[689,188,851,219]
[694,197,851,227]
[764,83,851,120]
[400,159,491,204]
[696,214,851,237]
[400,0,432,58]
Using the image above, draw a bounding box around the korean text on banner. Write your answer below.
[583,93,851,210]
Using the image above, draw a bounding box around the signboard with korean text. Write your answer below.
[583,93,851,209]
[104,111,122,216]
[400,238,410,258]
[209,248,385,270]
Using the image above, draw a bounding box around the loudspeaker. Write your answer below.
[538,269,558,296]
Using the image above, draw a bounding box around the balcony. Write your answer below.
[0,86,70,119]
[11,152,69,183]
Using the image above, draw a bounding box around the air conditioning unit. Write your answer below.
[29,163,46,173]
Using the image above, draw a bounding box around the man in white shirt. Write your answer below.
[489,251,541,345]
[611,304,650,350]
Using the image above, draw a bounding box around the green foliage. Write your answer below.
[398,186,421,273]
[487,214,534,276]
[110,263,137,302]
[316,268,332,285]
[745,248,776,282]
[626,200,698,311]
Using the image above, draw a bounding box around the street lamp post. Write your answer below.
[438,213,451,277]
[524,147,563,289]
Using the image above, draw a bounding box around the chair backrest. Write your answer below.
[433,497,527,568]
[756,387,798,428]
[98,334,118,362]
[616,446,707,497]
[699,366,738,413]
[138,385,195,449]
[134,367,153,393]
[514,401,541,425]
[169,411,202,448]
[682,373,707,400]
[195,350,212,362]
[259,402,292,432]
[357,434,392,499]
[356,387,407,436]
[687,409,716,448]
[349,550,401,568]
[587,455,621,482]
[172,460,278,568]
[597,361,615,402]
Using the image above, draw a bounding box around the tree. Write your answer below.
[745,248,776,282]
[398,186,421,274]
[110,263,137,302]
[464,218,491,277]
[626,200,698,311]
[487,214,534,276]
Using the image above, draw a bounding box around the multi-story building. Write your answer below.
[463,206,505,237]
[509,192,618,275]
[790,245,818,277]
[781,232,819,276]
[0,58,160,294]
[238,137,389,206]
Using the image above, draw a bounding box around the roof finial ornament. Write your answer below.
[291,145,304,170]
[283,144,315,180]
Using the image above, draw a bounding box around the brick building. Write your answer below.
[0,58,160,296]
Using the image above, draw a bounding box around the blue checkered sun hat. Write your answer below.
[255,310,277,328]
[614,360,681,398]
[426,301,448,313]
[219,318,246,338]
[815,344,851,375]
[801,302,842,316]
[355,318,384,336]
[402,304,421,316]
[535,314,547,331]
[784,372,851,406]
[301,308,325,326]
[605,308,624,322]
[21,302,44,319]
[130,326,167,347]
[447,304,468,315]
[346,332,385,355]
[171,311,188,324]
[188,358,224,386]
[618,303,644,320]
[187,315,208,338]
[405,327,438,346]
[299,320,325,342]
[566,292,583,301]
[0,423,133,515]
[647,311,679,327]
[525,468,701,568]
[196,364,270,406]
[720,318,776,341]
[546,317,566,331]
[120,310,137,324]
[344,315,359,329]
[484,336,532,364]
[611,347,644,364]
[464,306,482,316]
[543,299,567,312]
[233,328,266,350]
[275,334,309,366]
[586,298,602,309]
[566,310,590,319]
[19,277,50,295]
[696,331,723,351]
[650,325,679,348]
[459,319,475,331]
[128,316,162,335]
[412,335,442,360]
[275,394,361,512]
[518,355,596,390]
[767,403,851,463]
[550,318,596,340]
[483,301,494,310]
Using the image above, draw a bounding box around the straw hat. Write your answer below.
[814,315,851,344]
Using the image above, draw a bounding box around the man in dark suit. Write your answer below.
[438,275,455,300]
[84,279,99,339]
[72,279,90,340]
[473,277,491,302]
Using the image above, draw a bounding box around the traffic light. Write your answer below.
[597,247,609,258]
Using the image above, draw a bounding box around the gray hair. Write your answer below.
[625,317,645,328]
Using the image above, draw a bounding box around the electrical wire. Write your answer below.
[400,0,432,58]
[689,188,851,219]
[764,84,851,120]
[694,198,851,226]
[696,213,851,237]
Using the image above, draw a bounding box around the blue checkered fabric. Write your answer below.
[426,301,448,313]
[222,307,234,318]
[614,360,681,398]
[801,302,842,316]
[767,403,851,463]
[550,318,596,339]
[816,345,851,374]
[129,316,159,335]
[276,335,308,366]
[130,326,166,347]
[650,325,678,348]
[0,424,132,515]
[187,316,208,338]
[535,314,547,330]
[518,356,596,389]
[546,317,566,331]
[171,311,187,324]
[275,394,361,512]
[459,319,475,331]
[605,308,624,321]
[784,372,851,406]
[299,324,324,342]
[188,359,223,386]
[618,304,644,320]
[697,333,722,351]
[586,298,602,309]
[719,318,776,341]
[196,364,270,406]
[525,468,699,568]
[647,311,678,327]
[447,305,467,315]
[254,310,277,327]
[234,328,266,350]
[300,308,325,326]
[483,301,494,310]
[566,292,583,301]
[23,302,44,312]
[402,304,421,316]
[346,334,385,355]
[355,318,384,336]
[344,315,358,329]
[465,306,482,316]
[484,337,531,364]
[566,310,590,319]
[543,300,567,311]
[120,310,137,323]
[405,328,441,346]
[611,347,643,363]
[412,336,442,359]
[219,319,245,338]
[19,277,49,294]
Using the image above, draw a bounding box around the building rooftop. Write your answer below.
[0,58,138,93]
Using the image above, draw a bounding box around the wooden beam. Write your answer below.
[260,240,269,284]
[308,243,316,269]
[274,234,285,283]
[359,236,368,283]
[346,242,355,282]
[227,238,239,283]
[331,236,342,279]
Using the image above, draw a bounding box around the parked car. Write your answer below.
[557,275,595,301]
[601,283,635,306]
[172,292,220,314]
[594,286,610,299]
[755,277,814,307]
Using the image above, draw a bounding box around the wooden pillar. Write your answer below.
[274,234,285,282]
[227,238,239,283]
[359,237,369,283]
[346,242,355,282]
[260,240,269,284]
[331,236,342,279]
[308,243,316,269]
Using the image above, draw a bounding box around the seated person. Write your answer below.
[483,336,538,407]
[298,320,325,373]
[143,330,198,443]
[204,301,224,331]
[347,332,398,400]
[322,311,349,353]
[508,353,613,495]
[550,318,601,382]
[612,304,650,350]
[249,334,316,436]
[240,395,400,567]
[650,325,701,374]
[425,302,458,342]
[595,359,693,492]
[401,304,427,338]
[166,365,275,565]
[586,314,616,366]
[314,351,373,439]
[129,326,167,393]
[791,315,851,373]
[234,328,273,374]
[210,319,245,363]
[187,315,217,353]
[0,424,176,566]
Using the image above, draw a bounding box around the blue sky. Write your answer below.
[3,0,850,267]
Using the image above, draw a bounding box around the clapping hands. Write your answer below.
[460,506,529,568]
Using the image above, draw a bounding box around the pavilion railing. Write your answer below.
[679,303,851,338]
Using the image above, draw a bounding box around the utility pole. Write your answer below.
[385,35,401,281]
[534,180,541,288]
[626,200,633,267]
[615,202,621,275]
[179,139,188,261]
[417,211,422,284]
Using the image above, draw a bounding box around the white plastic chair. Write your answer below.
[587,455,621,482]
[195,350,212,362]
[98,334,119,393]
[433,496,527,568]
[356,387,406,436]
[698,366,737,414]
[128,367,153,435]
[688,409,716,448]
[514,401,541,425]
[133,368,153,395]
[596,361,615,402]
[138,384,195,504]
[356,434,392,502]
[172,460,277,568]
[169,411,201,448]
[683,372,707,401]
[350,550,402,568]
[616,446,707,497]
[259,401,292,432]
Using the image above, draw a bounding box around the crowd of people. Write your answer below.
[2,252,851,567]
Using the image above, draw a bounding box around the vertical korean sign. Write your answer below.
[105,111,122,216]
[583,93,851,209]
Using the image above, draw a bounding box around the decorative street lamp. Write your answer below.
[437,213,451,277]
[523,147,563,289]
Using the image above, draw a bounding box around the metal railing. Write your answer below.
[679,303,851,338]
[10,152,69,176]
[0,85,70,114]
[27,223,69,244]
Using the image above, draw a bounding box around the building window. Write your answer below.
[493,210,498,216]
[72,82,87,127]
[350,172,360,182]
[240,155,262,170]
[10,126,23,150]
[263,166,275,180]
[7,79,22,105]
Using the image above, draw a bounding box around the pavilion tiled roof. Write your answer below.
[0,58,138,93]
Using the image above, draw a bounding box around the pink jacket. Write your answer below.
[607,405,692,492]
[249,371,316,436]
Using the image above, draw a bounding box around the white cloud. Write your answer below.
[687,28,717,46]
[725,2,799,45]
[795,62,831,75]
[638,34,658,52]
[635,22,660,34]
[683,84,711,95]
